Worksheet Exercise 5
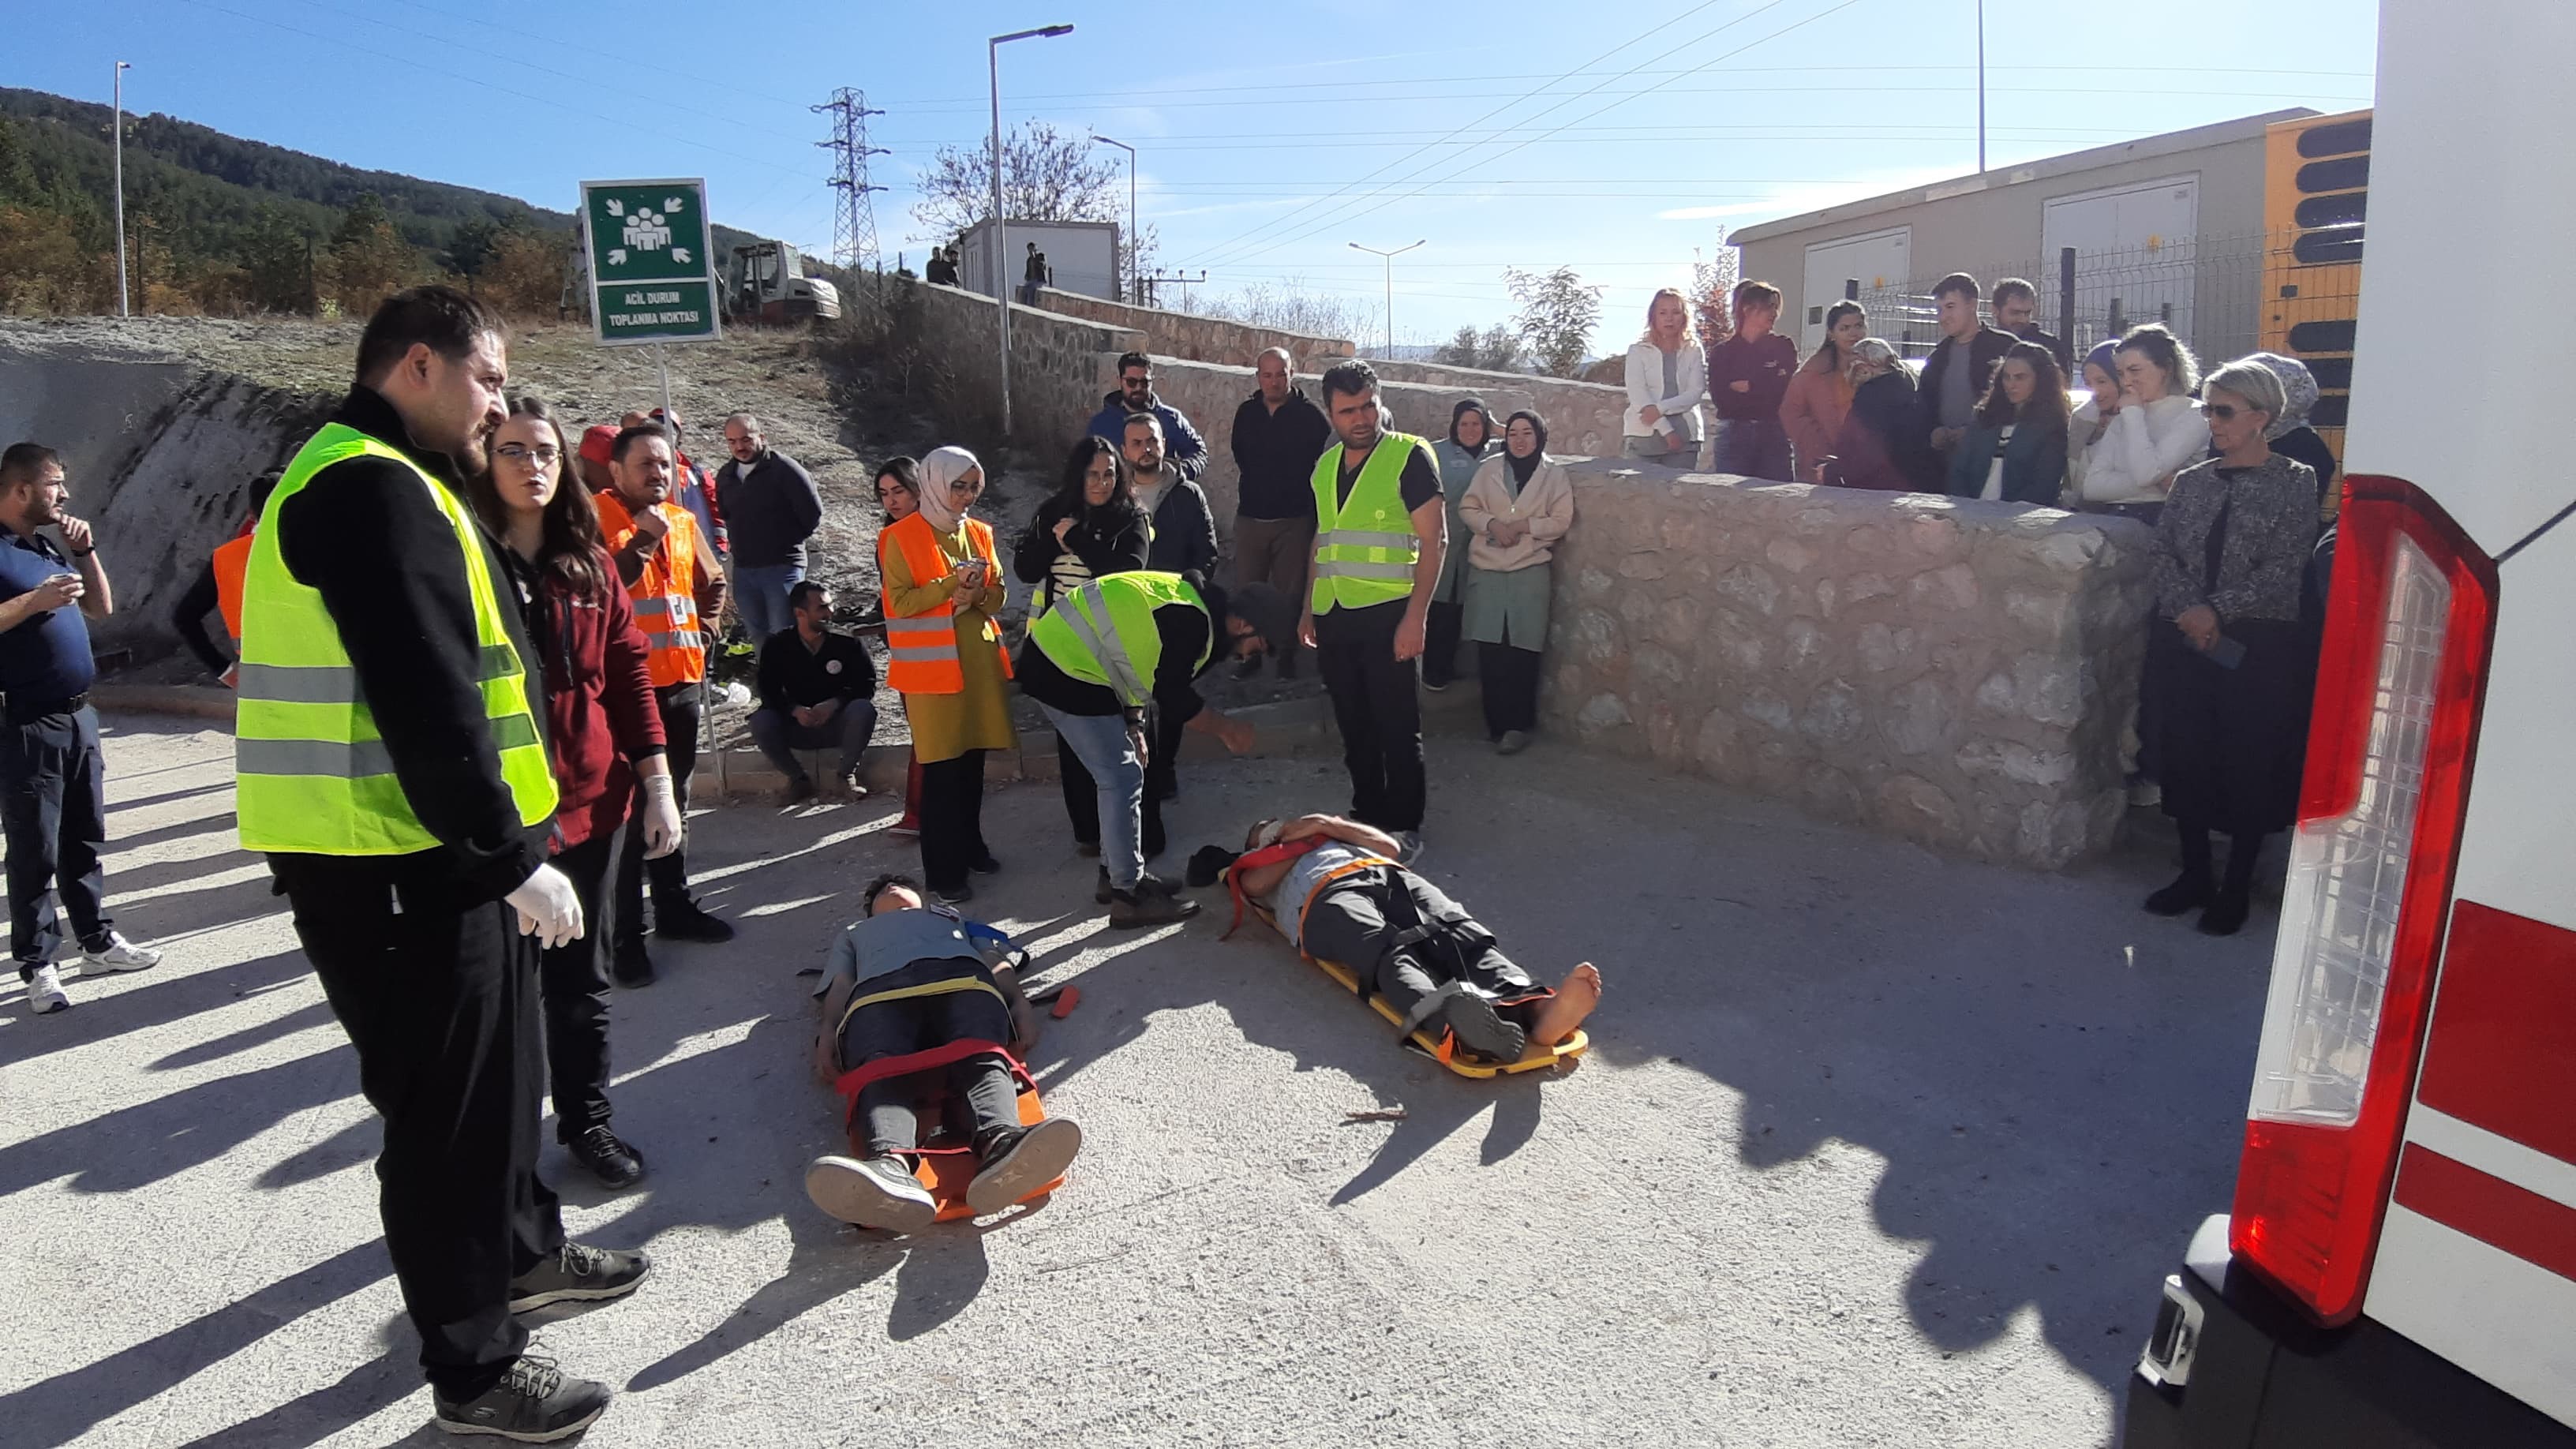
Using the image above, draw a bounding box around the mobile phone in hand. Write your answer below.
[2207,635,2246,670]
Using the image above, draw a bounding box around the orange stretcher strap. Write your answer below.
[1221,837,1399,941]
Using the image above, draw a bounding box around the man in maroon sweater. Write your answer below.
[1705,280,1798,481]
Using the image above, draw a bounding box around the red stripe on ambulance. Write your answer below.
[2393,1145,2576,1286]
[2415,901,2576,1167]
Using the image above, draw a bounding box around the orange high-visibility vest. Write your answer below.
[594,490,707,687]
[212,533,255,646]
[879,511,1012,695]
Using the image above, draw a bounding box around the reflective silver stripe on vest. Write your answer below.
[237,711,541,778]
[238,645,523,705]
[1318,528,1416,549]
[632,597,697,621]
[663,631,704,650]
[1312,558,1417,581]
[1064,581,1150,706]
[886,614,959,663]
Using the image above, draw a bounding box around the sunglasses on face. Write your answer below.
[1122,376,1150,388]
[496,444,560,465]
[2205,403,2246,421]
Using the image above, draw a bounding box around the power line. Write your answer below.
[814,88,889,268]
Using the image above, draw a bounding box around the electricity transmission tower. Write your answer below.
[813,88,888,268]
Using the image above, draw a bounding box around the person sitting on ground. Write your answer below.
[1016,571,1286,926]
[804,873,1077,1230]
[1192,814,1603,1063]
[748,580,880,805]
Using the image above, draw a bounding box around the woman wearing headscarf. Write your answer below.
[1458,410,1574,754]
[1822,339,1937,492]
[1425,397,1500,690]
[880,446,1015,904]
[2235,352,2339,511]
[2141,358,2320,937]
[1781,300,1864,482]
[1015,436,1151,859]
[2065,340,2122,506]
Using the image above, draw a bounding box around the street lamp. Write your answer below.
[1348,238,1424,359]
[113,61,131,319]
[990,23,1074,440]
[1090,133,1136,304]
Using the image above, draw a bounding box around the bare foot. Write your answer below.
[1529,962,1602,1046]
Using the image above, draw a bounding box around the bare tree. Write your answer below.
[1186,276,1376,344]
[1503,265,1602,378]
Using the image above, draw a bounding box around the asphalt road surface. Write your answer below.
[3,715,2274,1447]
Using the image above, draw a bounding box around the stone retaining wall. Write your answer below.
[1364,358,1627,459]
[1034,289,1352,371]
[910,281,1144,447]
[1541,460,2157,867]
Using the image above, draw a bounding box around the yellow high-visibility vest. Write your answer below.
[234,421,558,855]
[1309,431,1427,613]
[1028,571,1210,709]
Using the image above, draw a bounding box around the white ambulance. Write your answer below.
[2121,1,2576,1443]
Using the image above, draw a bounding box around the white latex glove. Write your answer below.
[505,863,585,949]
[640,773,684,859]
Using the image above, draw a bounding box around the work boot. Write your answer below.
[1109,886,1199,929]
[1096,867,1183,904]
[507,1242,651,1313]
[805,1153,938,1232]
[653,897,735,943]
[611,936,655,989]
[964,1118,1083,1215]
[432,1355,611,1443]
[564,1124,646,1190]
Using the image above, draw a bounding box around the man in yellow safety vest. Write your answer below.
[233,286,644,1443]
[1297,360,1447,863]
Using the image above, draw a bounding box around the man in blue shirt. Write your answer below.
[0,443,161,1016]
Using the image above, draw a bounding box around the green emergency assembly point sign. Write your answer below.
[582,178,720,346]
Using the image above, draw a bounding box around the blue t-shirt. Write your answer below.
[0,531,94,701]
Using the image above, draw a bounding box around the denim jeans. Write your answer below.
[732,564,803,644]
[1039,704,1144,892]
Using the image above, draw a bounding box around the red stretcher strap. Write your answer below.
[1222,835,1325,938]
[834,1039,1035,1151]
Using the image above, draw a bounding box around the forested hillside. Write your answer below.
[0,88,760,319]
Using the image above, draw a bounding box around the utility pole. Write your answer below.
[1142,269,1204,313]
[814,88,889,269]
[988,24,1074,439]
[1975,0,1987,173]
[113,61,131,319]
[1090,134,1136,302]
[1348,238,1424,358]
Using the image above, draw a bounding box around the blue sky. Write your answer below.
[14,0,2379,346]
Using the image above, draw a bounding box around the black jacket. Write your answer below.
[1229,387,1333,522]
[1140,474,1219,580]
[1013,492,1150,608]
[2012,322,2072,376]
[273,386,549,901]
[754,627,876,713]
[1916,325,2018,446]
[170,557,230,675]
[1827,369,1941,492]
[717,449,823,569]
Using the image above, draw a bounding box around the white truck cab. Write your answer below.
[2121,2,2576,1443]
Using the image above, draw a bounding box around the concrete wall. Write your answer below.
[1035,289,1353,371]
[0,331,331,659]
[910,280,1145,450]
[1735,114,2288,354]
[1363,358,1627,459]
[1541,459,2156,867]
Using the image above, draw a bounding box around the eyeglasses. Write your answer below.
[495,444,560,465]
[2204,403,2245,421]
[1121,376,1151,388]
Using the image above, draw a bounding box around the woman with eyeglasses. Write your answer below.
[2140,359,2320,937]
[879,447,1015,904]
[874,459,927,839]
[470,398,684,1189]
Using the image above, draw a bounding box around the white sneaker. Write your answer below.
[24,963,69,1014]
[80,932,161,974]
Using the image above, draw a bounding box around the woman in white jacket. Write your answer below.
[1623,288,1706,469]
[2077,324,2208,523]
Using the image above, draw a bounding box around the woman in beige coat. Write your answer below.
[1458,410,1575,754]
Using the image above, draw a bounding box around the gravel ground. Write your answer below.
[0,714,2272,1448]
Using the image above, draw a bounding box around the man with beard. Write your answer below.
[234,286,646,1442]
[1085,352,1208,478]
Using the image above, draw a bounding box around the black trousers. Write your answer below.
[615,683,699,945]
[270,852,562,1401]
[1315,601,1425,833]
[1479,641,1544,739]
[918,750,990,894]
[2,705,111,973]
[837,959,1020,1157]
[538,831,616,1136]
[1421,599,1464,687]
[1141,699,1187,803]
[1299,866,1545,1028]
[1057,730,1165,859]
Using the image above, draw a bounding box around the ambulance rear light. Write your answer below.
[2229,476,2498,1327]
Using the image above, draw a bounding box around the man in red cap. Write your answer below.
[577,425,618,494]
